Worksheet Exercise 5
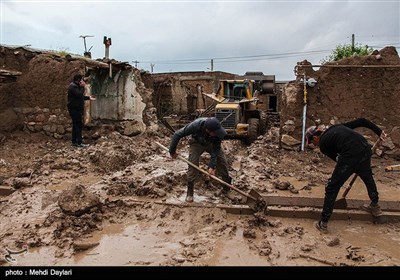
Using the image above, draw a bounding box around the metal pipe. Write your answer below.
[301,104,307,151]
[301,73,307,151]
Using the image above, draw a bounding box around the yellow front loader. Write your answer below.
[202,79,268,144]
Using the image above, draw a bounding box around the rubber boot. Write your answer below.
[222,176,232,194]
[221,176,236,201]
[185,181,194,203]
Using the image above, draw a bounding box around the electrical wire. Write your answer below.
[139,49,332,65]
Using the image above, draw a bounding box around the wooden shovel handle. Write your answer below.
[342,137,382,199]
[342,174,358,198]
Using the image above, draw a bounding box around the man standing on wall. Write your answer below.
[67,74,96,148]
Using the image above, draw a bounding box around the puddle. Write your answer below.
[14,220,185,266]
[72,223,181,266]
[207,228,270,266]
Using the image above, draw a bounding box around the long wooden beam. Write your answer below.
[153,199,400,222]
[262,196,400,212]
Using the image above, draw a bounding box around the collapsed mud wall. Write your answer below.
[0,46,86,133]
[279,46,400,157]
[152,71,234,117]
[281,46,400,138]
[0,46,85,111]
[0,45,157,137]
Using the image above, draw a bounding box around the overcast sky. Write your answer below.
[1,0,399,80]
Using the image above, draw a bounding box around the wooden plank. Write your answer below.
[385,164,400,172]
[265,206,400,223]
[153,199,400,221]
[0,186,15,196]
[262,195,400,212]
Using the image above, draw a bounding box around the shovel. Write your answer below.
[155,142,267,213]
[334,137,382,209]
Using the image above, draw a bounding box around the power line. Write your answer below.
[139,49,332,65]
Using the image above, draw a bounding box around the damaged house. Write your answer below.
[0,45,158,138]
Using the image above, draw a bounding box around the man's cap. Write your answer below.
[205,117,227,139]
[305,125,323,144]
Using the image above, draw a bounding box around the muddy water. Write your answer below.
[2,133,400,267]
[206,228,274,266]
[73,223,183,266]
[15,220,183,266]
[13,206,400,266]
[47,174,102,191]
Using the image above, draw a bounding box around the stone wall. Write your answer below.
[14,106,70,139]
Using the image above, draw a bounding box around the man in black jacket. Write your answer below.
[169,117,231,202]
[67,74,96,148]
[306,118,386,233]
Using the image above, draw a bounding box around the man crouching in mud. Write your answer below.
[168,117,232,202]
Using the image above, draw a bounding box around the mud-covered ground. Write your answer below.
[0,128,400,266]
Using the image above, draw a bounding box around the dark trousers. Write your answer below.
[321,149,379,223]
[68,108,84,144]
[187,141,230,184]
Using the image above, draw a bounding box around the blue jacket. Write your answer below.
[169,118,223,169]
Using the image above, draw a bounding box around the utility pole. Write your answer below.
[79,35,94,58]
[132,60,139,68]
[351,33,355,54]
[150,63,155,73]
[210,59,214,72]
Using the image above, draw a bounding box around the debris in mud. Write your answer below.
[254,198,268,213]
[272,180,299,194]
[248,238,273,257]
[12,177,31,189]
[295,253,347,266]
[311,156,320,163]
[73,240,100,252]
[346,246,365,262]
[300,243,316,252]
[280,134,302,150]
[58,185,100,216]
[89,147,137,172]
[277,225,304,237]
[132,184,166,198]
[105,184,134,196]
[177,238,212,263]
[257,240,272,256]
[53,212,103,241]
[171,255,186,263]
[324,236,340,247]
[243,229,257,239]
[248,212,270,229]
[300,183,313,191]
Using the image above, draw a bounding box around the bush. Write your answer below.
[321,43,373,64]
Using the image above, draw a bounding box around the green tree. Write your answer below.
[321,43,373,64]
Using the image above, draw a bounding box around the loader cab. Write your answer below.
[219,80,253,101]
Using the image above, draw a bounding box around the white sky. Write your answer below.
[1,0,399,80]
